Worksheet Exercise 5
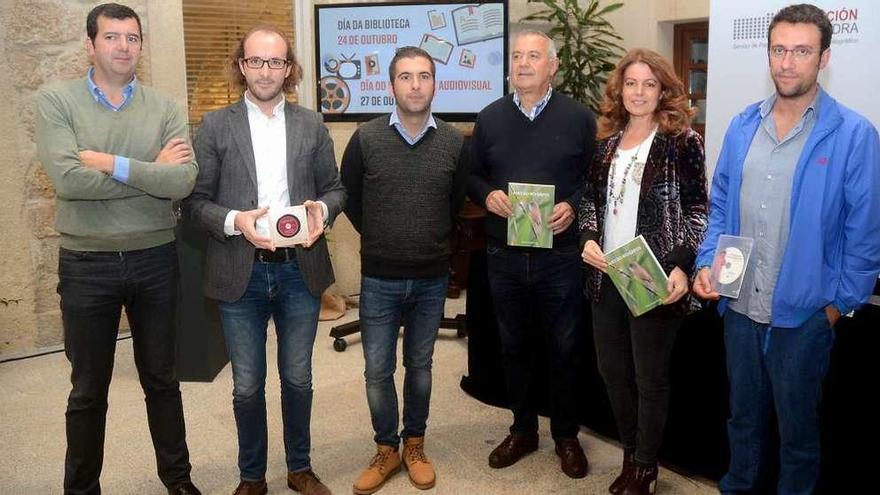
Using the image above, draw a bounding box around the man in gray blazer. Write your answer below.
[184,24,344,495]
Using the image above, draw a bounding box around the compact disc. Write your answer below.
[718,247,745,284]
[276,214,301,238]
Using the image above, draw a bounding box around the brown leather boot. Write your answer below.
[287,469,330,495]
[621,462,658,495]
[609,448,636,494]
[353,444,402,495]
[402,437,436,490]
[232,480,267,495]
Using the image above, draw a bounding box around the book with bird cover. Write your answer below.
[604,235,670,317]
[507,182,555,248]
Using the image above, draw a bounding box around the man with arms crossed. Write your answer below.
[184,25,344,495]
[468,30,596,478]
[341,46,468,494]
[36,3,200,494]
[693,4,880,494]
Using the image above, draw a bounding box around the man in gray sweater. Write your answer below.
[36,4,199,494]
[341,46,468,494]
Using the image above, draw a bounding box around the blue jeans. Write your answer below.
[58,242,192,495]
[218,258,320,481]
[486,243,583,439]
[360,275,448,447]
[720,309,834,495]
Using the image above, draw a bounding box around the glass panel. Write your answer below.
[690,40,708,64]
[691,99,707,125]
[689,70,707,94]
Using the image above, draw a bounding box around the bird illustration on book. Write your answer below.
[611,261,663,297]
[516,201,543,240]
[526,200,543,239]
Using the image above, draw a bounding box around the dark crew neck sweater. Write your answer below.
[341,115,469,278]
[468,92,596,247]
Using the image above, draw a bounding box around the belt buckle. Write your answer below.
[256,249,269,263]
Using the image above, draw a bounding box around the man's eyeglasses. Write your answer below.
[769,46,815,60]
[242,57,290,70]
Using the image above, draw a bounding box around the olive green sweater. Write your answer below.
[36,78,197,251]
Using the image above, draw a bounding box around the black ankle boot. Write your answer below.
[609,448,635,494]
[621,461,658,495]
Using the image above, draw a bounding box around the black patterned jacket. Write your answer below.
[578,128,709,313]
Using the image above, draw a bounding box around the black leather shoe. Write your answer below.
[621,462,658,495]
[232,479,268,495]
[488,432,539,469]
[168,481,202,495]
[609,448,635,494]
[555,437,588,479]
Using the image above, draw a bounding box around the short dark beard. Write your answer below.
[772,58,821,100]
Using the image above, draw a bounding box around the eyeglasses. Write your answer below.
[242,57,289,70]
[769,46,815,60]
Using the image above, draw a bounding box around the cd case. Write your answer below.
[269,205,309,247]
[710,235,754,298]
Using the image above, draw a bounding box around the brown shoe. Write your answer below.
[288,470,331,495]
[402,437,436,490]
[353,444,402,495]
[609,448,636,494]
[555,437,588,479]
[621,462,658,495]
[232,480,267,495]
[488,432,539,469]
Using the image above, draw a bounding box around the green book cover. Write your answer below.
[507,182,554,248]
[604,235,669,317]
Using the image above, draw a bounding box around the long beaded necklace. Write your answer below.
[608,129,650,216]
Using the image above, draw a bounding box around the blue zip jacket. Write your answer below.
[696,88,880,328]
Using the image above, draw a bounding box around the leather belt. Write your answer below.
[254,247,296,263]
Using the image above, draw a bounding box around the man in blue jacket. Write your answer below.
[693,4,880,494]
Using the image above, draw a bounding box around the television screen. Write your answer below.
[314,1,508,121]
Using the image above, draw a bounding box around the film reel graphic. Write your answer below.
[319,76,350,113]
[275,214,302,238]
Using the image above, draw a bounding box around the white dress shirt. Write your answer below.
[224,92,326,237]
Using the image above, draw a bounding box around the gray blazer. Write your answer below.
[184,99,345,302]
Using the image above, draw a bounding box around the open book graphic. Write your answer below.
[452,4,504,45]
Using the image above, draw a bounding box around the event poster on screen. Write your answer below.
[316,2,506,116]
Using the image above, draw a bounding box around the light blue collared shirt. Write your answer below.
[87,67,137,182]
[513,86,553,121]
[389,109,437,145]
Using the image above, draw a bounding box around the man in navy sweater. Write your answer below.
[468,30,596,478]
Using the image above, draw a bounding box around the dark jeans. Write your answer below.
[217,258,320,481]
[58,242,191,495]
[359,275,448,447]
[592,277,681,464]
[486,243,583,439]
[720,309,834,495]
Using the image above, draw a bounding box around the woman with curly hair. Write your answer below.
[577,48,708,495]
